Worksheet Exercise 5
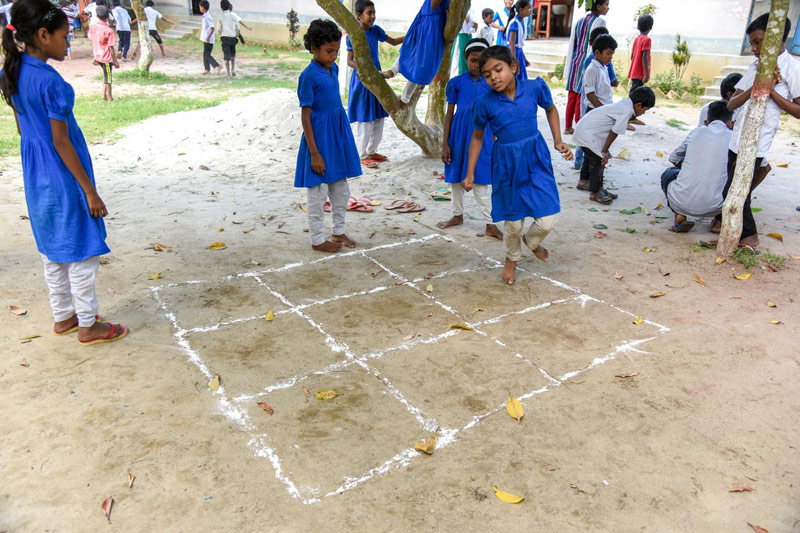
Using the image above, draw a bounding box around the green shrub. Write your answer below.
[554,62,564,79]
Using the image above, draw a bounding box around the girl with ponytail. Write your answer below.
[1,0,128,345]
[504,0,532,82]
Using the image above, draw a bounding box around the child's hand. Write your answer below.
[773,66,783,85]
[441,145,451,164]
[555,142,573,161]
[601,151,612,166]
[86,191,108,218]
[311,152,326,175]
[463,174,474,192]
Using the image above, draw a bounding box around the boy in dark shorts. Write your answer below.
[88,5,119,101]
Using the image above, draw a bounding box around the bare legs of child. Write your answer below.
[307,180,357,253]
[437,183,502,239]
[502,215,557,284]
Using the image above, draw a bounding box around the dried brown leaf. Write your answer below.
[747,523,768,533]
[650,291,667,298]
[101,496,113,522]
[729,485,753,492]
[10,305,27,316]
[594,231,606,239]
[128,473,135,488]
[693,275,706,285]
[257,402,274,415]
[615,371,640,378]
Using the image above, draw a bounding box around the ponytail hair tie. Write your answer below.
[5,23,16,32]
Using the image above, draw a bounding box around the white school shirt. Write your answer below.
[145,5,162,31]
[219,10,241,38]
[84,2,97,25]
[730,50,800,157]
[697,101,710,126]
[0,3,12,25]
[582,58,613,111]
[572,98,634,155]
[460,8,476,34]
[200,11,214,42]
[667,120,731,218]
[479,24,494,44]
[112,5,131,31]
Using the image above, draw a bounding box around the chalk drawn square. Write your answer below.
[185,312,345,399]
[158,276,287,330]
[480,298,663,379]
[365,238,495,281]
[369,331,552,429]
[245,365,425,498]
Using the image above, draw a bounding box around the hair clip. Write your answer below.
[5,23,16,32]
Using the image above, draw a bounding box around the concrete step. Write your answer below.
[162,30,190,39]
[721,64,751,75]
[527,67,556,79]
[699,95,718,104]
[179,21,202,28]
[529,59,561,71]
[704,85,721,97]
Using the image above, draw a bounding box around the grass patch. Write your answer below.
[164,37,308,62]
[760,251,787,271]
[733,246,760,270]
[112,70,297,90]
[666,118,688,130]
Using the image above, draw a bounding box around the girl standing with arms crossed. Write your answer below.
[466,46,572,285]
[1,0,127,345]
[295,19,362,253]
[438,37,502,240]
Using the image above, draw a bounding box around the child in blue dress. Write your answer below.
[295,19,362,253]
[394,0,449,104]
[346,0,403,165]
[438,38,502,240]
[466,46,572,285]
[1,0,127,345]
[505,0,531,82]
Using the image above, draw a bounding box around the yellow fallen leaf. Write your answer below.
[774,161,789,168]
[425,284,433,293]
[473,307,483,313]
[766,301,776,308]
[693,275,706,285]
[643,246,656,253]
[734,273,751,280]
[654,203,664,209]
[208,241,227,251]
[208,374,220,391]
[769,320,783,325]
[265,309,275,321]
[20,334,41,340]
[153,244,164,252]
[413,436,436,454]
[448,324,473,331]
[506,396,523,422]
[493,486,524,504]
[242,227,256,234]
[149,272,162,280]
[633,317,644,325]
[766,232,783,242]
[616,148,631,160]
[413,213,422,222]
[315,389,338,400]
[649,291,666,298]
[218,227,225,232]
[715,257,726,264]
[656,150,664,158]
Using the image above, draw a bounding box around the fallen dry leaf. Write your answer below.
[413,213,422,223]
[10,305,27,316]
[747,523,768,533]
[153,244,164,252]
[716,257,727,264]
[493,486,524,504]
[257,402,274,415]
[19,214,29,219]
[425,284,433,293]
[218,227,225,232]
[302,386,310,401]
[473,307,483,313]
[650,291,667,298]
[769,320,783,325]
[506,396,523,422]
[414,436,436,454]
[729,485,753,492]
[20,334,40,340]
[616,148,631,160]
[766,232,783,242]
[20,362,30,368]
[633,317,644,325]
[693,275,706,285]
[315,389,338,401]
[403,333,416,341]
[149,272,162,280]
[101,496,113,522]
[615,371,640,378]
[568,379,585,385]
[643,246,657,253]
[128,473,135,489]
[594,231,606,239]
[208,242,227,251]
[448,324,473,331]
[766,301,776,308]
[208,374,220,392]
[656,150,664,157]
[242,227,256,234]
[265,310,275,322]
[614,272,624,280]
[734,273,752,281]
[773,161,789,168]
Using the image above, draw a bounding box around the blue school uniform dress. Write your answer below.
[12,54,109,263]
[473,78,560,222]
[445,73,493,185]
[398,0,450,85]
[506,16,528,82]
[346,25,389,123]
[294,61,362,188]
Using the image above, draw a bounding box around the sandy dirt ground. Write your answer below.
[1,44,800,532]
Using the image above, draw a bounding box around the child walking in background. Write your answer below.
[572,86,655,204]
[504,0,531,82]
[199,0,221,75]
[130,0,174,60]
[87,5,118,101]
[59,0,75,59]
[438,38,502,240]
[479,9,494,45]
[218,0,251,78]
[346,0,403,166]
[0,0,127,345]
[466,46,572,285]
[628,14,652,91]
[492,0,513,45]
[111,0,132,61]
[295,19,362,253]
[563,0,607,134]
[394,0,449,105]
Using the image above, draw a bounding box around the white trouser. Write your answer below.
[41,254,100,327]
[388,60,421,104]
[451,182,492,221]
[306,180,350,246]
[504,215,558,263]
[357,119,384,159]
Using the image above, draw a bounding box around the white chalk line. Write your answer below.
[152,233,670,503]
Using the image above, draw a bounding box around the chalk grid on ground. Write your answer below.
[151,233,669,504]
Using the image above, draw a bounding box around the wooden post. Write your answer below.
[716,0,788,258]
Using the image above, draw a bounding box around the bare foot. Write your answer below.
[54,315,79,335]
[331,233,357,248]
[485,224,503,240]
[710,219,721,234]
[216,65,223,75]
[202,70,210,75]
[502,258,517,285]
[563,127,574,135]
[77,321,123,344]
[312,240,343,253]
[740,234,760,248]
[532,245,550,262]
[437,215,463,229]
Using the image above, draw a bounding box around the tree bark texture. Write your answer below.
[317,0,470,156]
[717,0,788,257]
[130,0,154,73]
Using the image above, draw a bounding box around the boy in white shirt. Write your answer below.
[581,34,616,113]
[111,0,134,60]
[715,14,800,247]
[479,9,495,44]
[130,0,174,59]
[218,0,251,77]
[199,0,221,75]
[572,86,655,204]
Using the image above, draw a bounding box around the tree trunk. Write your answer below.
[717,0,788,258]
[317,0,470,156]
[131,0,154,72]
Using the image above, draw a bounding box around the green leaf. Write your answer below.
[666,284,685,289]
[618,207,643,215]
[750,207,763,213]
[587,207,598,212]
[593,224,608,230]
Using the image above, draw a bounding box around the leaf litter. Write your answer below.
[414,436,436,454]
[493,486,524,504]
[101,496,113,522]
[257,402,274,415]
[506,396,523,422]
[315,390,338,401]
[10,305,27,316]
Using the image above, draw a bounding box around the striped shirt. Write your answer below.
[565,14,605,93]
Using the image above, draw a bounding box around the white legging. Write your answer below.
[41,254,100,327]
[306,180,350,246]
[503,215,558,262]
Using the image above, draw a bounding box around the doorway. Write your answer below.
[191,0,200,15]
